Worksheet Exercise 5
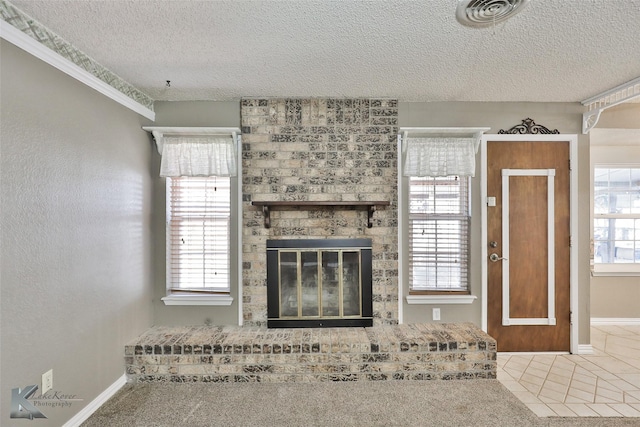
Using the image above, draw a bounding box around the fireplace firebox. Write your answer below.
[266,239,373,328]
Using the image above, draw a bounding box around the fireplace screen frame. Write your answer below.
[266,239,373,328]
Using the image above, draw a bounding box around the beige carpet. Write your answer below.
[81,380,638,427]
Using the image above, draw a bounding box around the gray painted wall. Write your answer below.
[1,41,154,426]
[596,103,640,129]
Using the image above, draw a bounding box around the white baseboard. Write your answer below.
[591,318,640,326]
[577,344,594,355]
[62,374,127,427]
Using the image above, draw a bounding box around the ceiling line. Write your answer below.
[0,0,154,117]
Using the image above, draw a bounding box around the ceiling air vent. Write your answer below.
[456,0,530,28]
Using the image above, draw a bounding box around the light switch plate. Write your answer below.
[42,369,53,394]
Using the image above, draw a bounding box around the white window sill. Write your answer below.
[406,295,477,305]
[592,264,640,277]
[161,294,233,306]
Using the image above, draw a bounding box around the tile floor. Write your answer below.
[498,324,640,417]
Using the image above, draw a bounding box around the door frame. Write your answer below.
[480,134,579,354]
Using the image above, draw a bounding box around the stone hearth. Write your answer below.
[125,323,496,382]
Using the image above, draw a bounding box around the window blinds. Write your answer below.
[166,176,231,291]
[409,176,470,291]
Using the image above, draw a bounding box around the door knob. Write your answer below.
[489,253,508,262]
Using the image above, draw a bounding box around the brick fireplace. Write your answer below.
[124,98,499,383]
[241,98,399,327]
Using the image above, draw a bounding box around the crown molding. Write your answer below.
[1,19,155,121]
[581,76,640,134]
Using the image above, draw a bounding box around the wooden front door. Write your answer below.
[487,140,571,352]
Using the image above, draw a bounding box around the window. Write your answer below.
[400,127,486,303]
[166,176,231,293]
[144,129,241,306]
[408,175,470,292]
[593,167,640,267]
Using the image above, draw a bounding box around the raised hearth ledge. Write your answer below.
[251,200,390,229]
[406,295,477,305]
[125,322,497,383]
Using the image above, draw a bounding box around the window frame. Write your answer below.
[592,164,640,276]
[165,176,232,294]
[146,129,242,308]
[407,175,472,295]
[398,129,487,308]
[161,174,239,306]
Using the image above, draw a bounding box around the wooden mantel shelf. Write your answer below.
[251,201,390,229]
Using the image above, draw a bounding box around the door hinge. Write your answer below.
[568,159,572,171]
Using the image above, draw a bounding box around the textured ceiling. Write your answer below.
[8,0,640,103]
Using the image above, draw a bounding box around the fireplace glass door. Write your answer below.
[278,250,362,319]
[267,239,373,328]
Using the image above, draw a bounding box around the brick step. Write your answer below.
[125,323,496,382]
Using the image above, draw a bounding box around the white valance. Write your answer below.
[403,137,479,177]
[160,136,237,177]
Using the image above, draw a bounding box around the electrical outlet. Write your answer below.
[42,369,53,394]
[432,308,441,321]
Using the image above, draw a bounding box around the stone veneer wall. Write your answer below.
[241,98,398,326]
